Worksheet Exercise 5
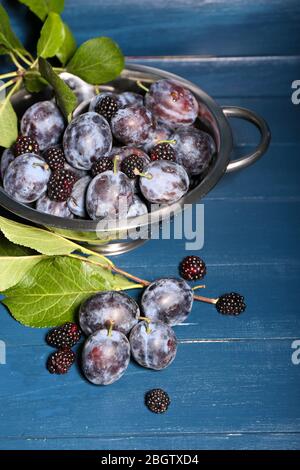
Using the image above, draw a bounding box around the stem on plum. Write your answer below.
[138,316,152,334]
[32,162,49,170]
[133,169,152,180]
[192,285,206,291]
[107,319,115,336]
[157,139,177,145]
[113,155,120,174]
[136,80,149,93]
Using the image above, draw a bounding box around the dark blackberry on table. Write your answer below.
[121,154,144,179]
[145,388,170,414]
[43,146,66,171]
[47,348,75,374]
[47,322,81,348]
[150,142,176,162]
[14,135,39,157]
[95,95,119,121]
[216,293,246,315]
[180,255,206,281]
[91,157,114,177]
[48,168,77,201]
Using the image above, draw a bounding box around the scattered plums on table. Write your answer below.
[79,291,140,336]
[82,329,130,385]
[130,320,178,370]
[141,278,194,326]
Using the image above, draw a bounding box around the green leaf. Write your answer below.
[0,234,41,290]
[18,0,64,22]
[0,216,111,268]
[0,255,46,291]
[0,215,82,256]
[24,70,48,93]
[0,99,18,148]
[0,234,36,256]
[39,58,77,121]
[0,4,28,55]
[67,37,125,85]
[2,256,137,327]
[37,12,65,58]
[56,22,76,66]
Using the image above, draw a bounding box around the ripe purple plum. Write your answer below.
[79,291,140,336]
[63,112,112,170]
[86,170,133,220]
[67,175,91,218]
[127,195,148,218]
[118,91,143,108]
[111,105,153,145]
[172,127,216,176]
[145,79,199,129]
[21,101,65,151]
[141,278,194,326]
[3,154,50,203]
[130,320,177,370]
[82,329,130,385]
[139,160,189,204]
[0,148,14,180]
[143,125,172,152]
[36,194,74,218]
[60,72,96,104]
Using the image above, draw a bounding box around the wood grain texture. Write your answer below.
[2,0,300,56]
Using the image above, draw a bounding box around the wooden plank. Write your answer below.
[0,433,299,450]
[3,0,300,56]
[129,56,300,98]
[0,340,298,442]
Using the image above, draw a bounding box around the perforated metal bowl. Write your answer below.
[0,64,270,254]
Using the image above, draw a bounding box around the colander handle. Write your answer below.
[222,106,271,173]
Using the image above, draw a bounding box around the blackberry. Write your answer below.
[48,169,77,202]
[91,157,113,177]
[150,143,175,162]
[14,135,39,157]
[145,388,170,414]
[95,95,119,121]
[43,146,65,171]
[47,348,75,374]
[121,154,144,179]
[47,322,81,348]
[216,293,246,316]
[180,255,206,281]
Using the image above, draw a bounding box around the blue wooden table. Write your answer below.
[0,0,300,450]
